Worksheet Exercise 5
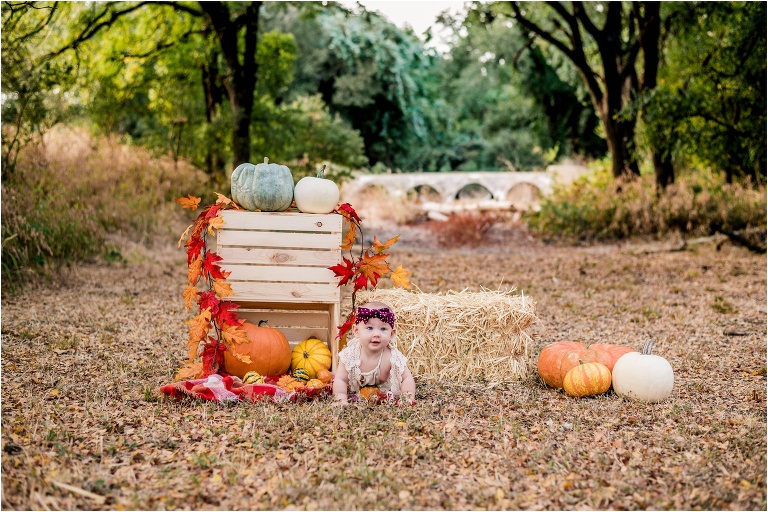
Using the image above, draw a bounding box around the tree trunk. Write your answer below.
[587,1,641,179]
[201,39,225,175]
[510,2,668,182]
[200,1,261,167]
[636,2,675,189]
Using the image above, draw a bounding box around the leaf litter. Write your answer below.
[1,228,765,510]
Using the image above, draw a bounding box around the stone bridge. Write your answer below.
[341,170,557,211]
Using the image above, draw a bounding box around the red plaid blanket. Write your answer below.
[157,374,331,403]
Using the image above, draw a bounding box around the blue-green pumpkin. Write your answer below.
[231,157,294,212]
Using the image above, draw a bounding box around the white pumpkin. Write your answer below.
[293,165,340,214]
[612,340,674,402]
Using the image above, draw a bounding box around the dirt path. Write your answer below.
[2,227,765,510]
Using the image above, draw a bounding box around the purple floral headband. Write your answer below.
[356,307,396,328]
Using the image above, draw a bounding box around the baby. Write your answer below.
[333,301,415,405]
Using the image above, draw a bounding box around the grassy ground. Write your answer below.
[1,220,766,510]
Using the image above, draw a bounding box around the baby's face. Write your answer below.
[356,317,394,353]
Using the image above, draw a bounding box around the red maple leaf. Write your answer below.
[353,272,370,291]
[329,257,357,287]
[201,337,226,376]
[216,301,242,327]
[202,251,228,280]
[204,204,220,221]
[337,312,357,341]
[336,203,361,224]
[197,290,220,316]
[185,235,206,264]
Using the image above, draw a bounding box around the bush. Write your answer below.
[427,212,499,248]
[1,125,209,289]
[526,166,767,244]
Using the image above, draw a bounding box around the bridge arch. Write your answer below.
[505,182,542,210]
[341,171,556,210]
[454,182,494,200]
[406,184,443,203]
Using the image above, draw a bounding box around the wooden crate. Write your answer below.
[216,210,343,370]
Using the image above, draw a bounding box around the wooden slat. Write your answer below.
[217,229,340,249]
[236,309,329,327]
[217,247,340,266]
[230,281,340,303]
[220,210,342,232]
[228,301,333,311]
[222,264,336,284]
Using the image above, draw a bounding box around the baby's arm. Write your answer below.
[400,365,416,403]
[332,362,350,404]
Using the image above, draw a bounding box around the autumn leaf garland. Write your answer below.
[331,203,411,341]
[174,195,411,380]
[174,193,247,381]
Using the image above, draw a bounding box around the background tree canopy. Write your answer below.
[2,0,765,184]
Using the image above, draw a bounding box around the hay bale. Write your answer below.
[356,288,537,384]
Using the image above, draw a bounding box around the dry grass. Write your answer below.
[357,287,536,384]
[2,228,765,510]
[1,126,210,287]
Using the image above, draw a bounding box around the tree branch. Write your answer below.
[47,1,202,59]
[509,2,573,61]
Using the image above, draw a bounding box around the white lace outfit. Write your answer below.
[338,337,408,396]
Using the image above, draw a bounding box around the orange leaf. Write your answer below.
[177,195,201,210]
[185,338,200,363]
[188,255,203,285]
[213,278,233,298]
[230,352,253,364]
[390,265,412,289]
[183,285,199,310]
[222,323,250,346]
[186,308,212,346]
[207,215,225,235]
[358,253,391,282]
[215,192,242,209]
[175,361,203,381]
[341,223,357,251]
[177,224,193,248]
[373,235,399,254]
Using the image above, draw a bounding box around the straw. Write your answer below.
[356,288,537,383]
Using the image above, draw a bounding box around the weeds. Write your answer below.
[427,211,499,248]
[526,166,766,244]
[1,126,210,289]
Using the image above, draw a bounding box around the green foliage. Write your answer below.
[268,3,435,169]
[640,2,766,182]
[1,1,79,178]
[408,4,605,173]
[74,4,213,168]
[527,164,767,242]
[252,94,366,180]
[256,31,298,101]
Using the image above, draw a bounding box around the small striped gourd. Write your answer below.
[242,371,264,384]
[292,368,311,383]
[563,361,611,397]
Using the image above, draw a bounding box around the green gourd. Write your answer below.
[231,157,294,212]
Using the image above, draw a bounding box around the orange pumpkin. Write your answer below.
[222,320,291,378]
[305,379,325,389]
[537,341,636,389]
[316,369,333,384]
[563,361,612,397]
[360,386,382,403]
[276,374,298,391]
